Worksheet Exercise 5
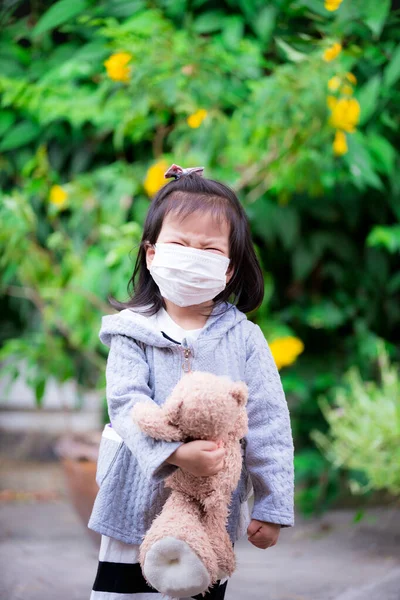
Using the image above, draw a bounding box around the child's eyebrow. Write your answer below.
[171,233,224,246]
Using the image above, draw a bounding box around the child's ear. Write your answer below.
[145,242,155,270]
[226,264,234,284]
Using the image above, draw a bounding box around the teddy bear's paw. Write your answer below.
[143,536,211,598]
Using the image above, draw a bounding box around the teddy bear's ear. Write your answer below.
[231,382,248,407]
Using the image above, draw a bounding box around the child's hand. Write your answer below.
[247,519,281,549]
[166,440,225,477]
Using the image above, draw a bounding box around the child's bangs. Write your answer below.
[163,191,237,230]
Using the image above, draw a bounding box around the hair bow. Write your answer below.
[164,164,205,180]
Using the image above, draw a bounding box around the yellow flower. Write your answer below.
[325,0,343,11]
[323,43,342,62]
[329,97,360,132]
[327,95,338,110]
[144,160,168,197]
[341,84,354,96]
[333,130,348,155]
[49,185,68,208]
[187,109,208,129]
[328,76,341,91]
[269,337,304,370]
[104,52,132,83]
[345,72,357,84]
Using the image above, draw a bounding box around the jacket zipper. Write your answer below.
[181,338,192,373]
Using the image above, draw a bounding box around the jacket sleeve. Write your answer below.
[244,324,295,527]
[104,333,183,484]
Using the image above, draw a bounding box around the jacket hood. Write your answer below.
[99,302,247,349]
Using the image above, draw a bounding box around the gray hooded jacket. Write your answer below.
[88,303,295,544]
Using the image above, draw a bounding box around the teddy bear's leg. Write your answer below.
[202,504,236,581]
[140,493,219,598]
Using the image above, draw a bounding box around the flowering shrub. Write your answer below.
[312,345,400,496]
[0,0,399,514]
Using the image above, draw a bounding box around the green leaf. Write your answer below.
[383,44,400,90]
[31,0,89,37]
[366,134,395,176]
[252,6,277,44]
[388,272,400,294]
[367,225,400,253]
[292,243,317,280]
[34,378,46,407]
[0,121,40,151]
[192,11,226,33]
[305,302,348,330]
[295,0,329,17]
[345,133,383,191]
[357,75,381,125]
[275,37,306,62]
[0,110,15,137]
[352,509,365,523]
[221,16,244,49]
[364,0,390,38]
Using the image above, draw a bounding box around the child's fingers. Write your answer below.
[247,521,262,538]
[202,448,225,463]
[213,447,226,459]
[199,440,219,451]
[250,540,270,549]
[248,532,272,548]
[248,530,263,541]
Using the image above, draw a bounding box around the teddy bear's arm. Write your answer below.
[132,402,183,442]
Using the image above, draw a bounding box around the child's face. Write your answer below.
[146,210,233,281]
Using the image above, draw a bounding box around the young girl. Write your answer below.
[88,164,295,600]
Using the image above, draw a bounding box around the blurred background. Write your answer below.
[0,1,399,599]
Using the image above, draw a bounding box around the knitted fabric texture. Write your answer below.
[88,303,295,545]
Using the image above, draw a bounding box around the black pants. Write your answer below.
[90,534,230,599]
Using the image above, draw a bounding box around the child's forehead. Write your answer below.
[162,208,230,238]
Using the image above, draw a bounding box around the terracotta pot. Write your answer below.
[55,431,102,545]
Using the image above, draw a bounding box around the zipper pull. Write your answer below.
[182,339,192,373]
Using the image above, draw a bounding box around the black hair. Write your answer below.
[108,173,264,315]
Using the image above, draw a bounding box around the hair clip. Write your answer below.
[164,164,205,180]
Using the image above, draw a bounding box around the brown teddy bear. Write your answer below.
[131,371,248,598]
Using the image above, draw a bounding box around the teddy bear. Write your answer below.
[131,371,248,599]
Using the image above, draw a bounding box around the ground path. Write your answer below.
[1,460,399,600]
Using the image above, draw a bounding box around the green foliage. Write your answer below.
[294,448,341,517]
[1,0,399,514]
[0,161,142,403]
[367,225,400,254]
[312,344,400,496]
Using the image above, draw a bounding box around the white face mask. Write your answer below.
[149,243,231,307]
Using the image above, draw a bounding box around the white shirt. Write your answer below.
[150,307,204,344]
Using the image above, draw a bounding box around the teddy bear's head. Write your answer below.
[169,372,248,441]
[132,371,248,442]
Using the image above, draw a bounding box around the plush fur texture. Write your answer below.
[131,371,248,598]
